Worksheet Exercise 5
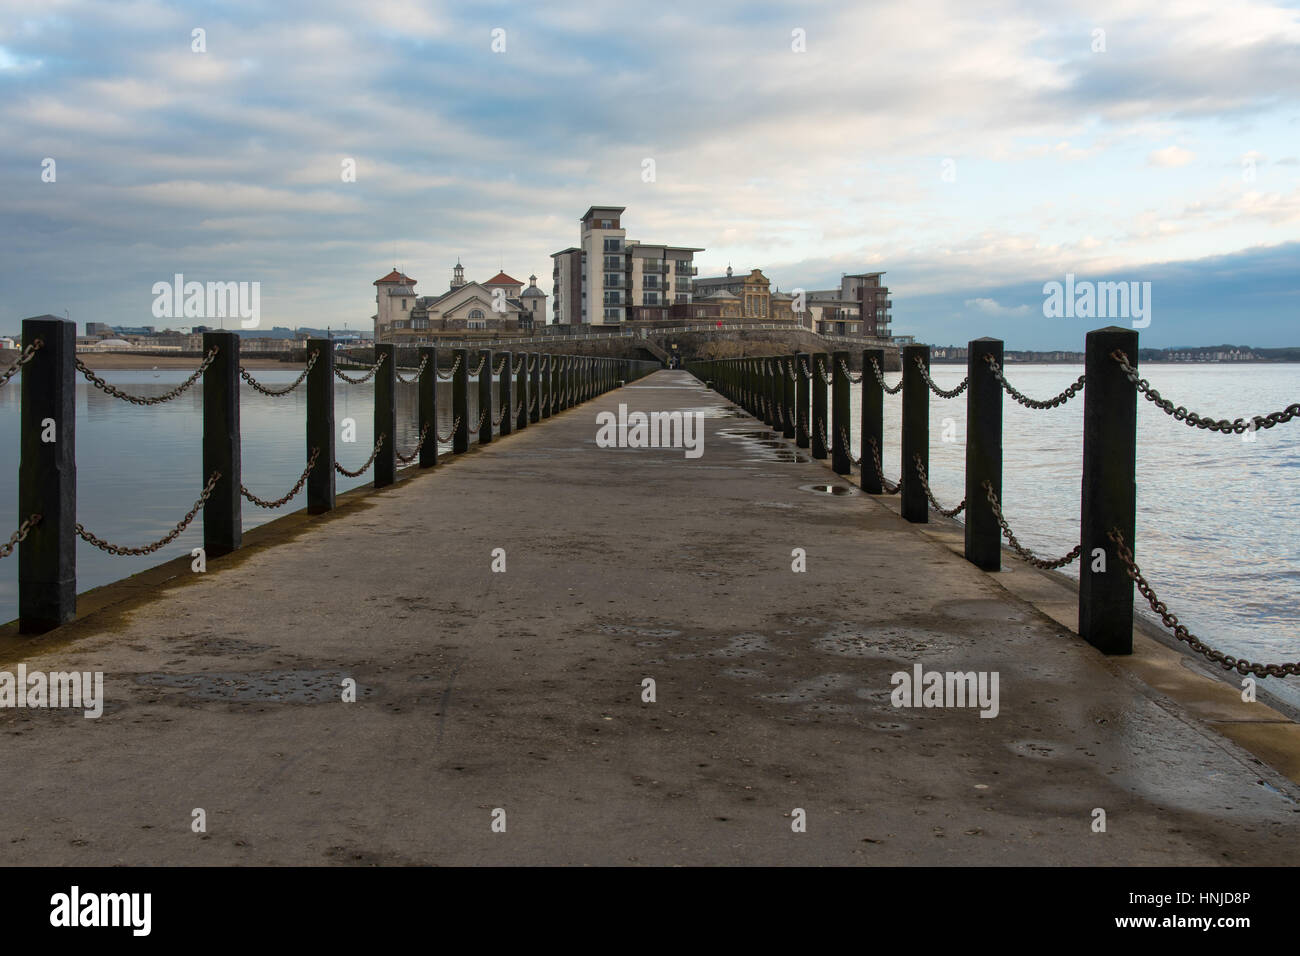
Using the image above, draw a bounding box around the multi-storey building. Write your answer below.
[692,267,803,322]
[372,261,546,343]
[551,206,702,326]
[802,273,893,337]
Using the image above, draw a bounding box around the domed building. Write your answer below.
[372,261,548,343]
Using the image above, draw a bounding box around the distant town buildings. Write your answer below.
[372,261,547,343]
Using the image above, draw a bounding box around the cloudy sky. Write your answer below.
[2,0,1297,348]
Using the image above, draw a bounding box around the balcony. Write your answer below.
[604,276,625,289]
[674,264,698,276]
[639,261,669,275]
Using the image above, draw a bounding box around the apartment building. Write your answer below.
[551,206,702,326]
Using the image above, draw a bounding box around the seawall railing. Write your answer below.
[688,327,1300,676]
[1,315,658,634]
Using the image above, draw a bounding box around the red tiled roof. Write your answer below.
[374,270,415,285]
[482,271,522,286]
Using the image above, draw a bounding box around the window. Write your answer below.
[604,308,621,321]
[603,238,621,253]
[600,219,612,228]
[604,291,621,305]
[469,309,484,319]
[401,299,407,310]
[643,292,659,306]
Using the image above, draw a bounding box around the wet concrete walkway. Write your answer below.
[2,370,1297,865]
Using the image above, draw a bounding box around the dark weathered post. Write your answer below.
[203,330,241,557]
[417,346,438,468]
[900,344,929,523]
[453,348,469,453]
[544,354,554,418]
[831,349,851,474]
[782,355,796,439]
[306,337,336,510]
[530,353,541,423]
[770,356,782,429]
[18,315,76,633]
[499,351,513,437]
[964,338,1002,569]
[1079,326,1137,655]
[811,352,829,459]
[374,343,396,487]
[860,348,884,493]
[795,352,810,448]
[516,351,528,431]
[477,349,493,445]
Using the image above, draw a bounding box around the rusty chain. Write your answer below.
[815,358,833,385]
[914,355,968,399]
[493,356,508,377]
[838,426,862,466]
[1,514,41,559]
[869,357,903,395]
[76,347,218,405]
[983,354,1085,409]
[76,471,221,555]
[513,356,525,376]
[242,448,319,508]
[396,354,429,385]
[0,339,42,389]
[786,358,799,381]
[1108,529,1299,677]
[240,349,319,396]
[435,354,462,380]
[335,435,385,477]
[334,352,386,385]
[469,408,487,434]
[436,417,462,443]
[800,358,812,379]
[867,437,900,494]
[396,424,430,465]
[529,392,538,414]
[491,400,509,427]
[914,454,965,516]
[467,355,487,377]
[1112,350,1299,434]
[980,480,1081,569]
[838,358,864,384]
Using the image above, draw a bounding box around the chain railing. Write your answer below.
[76,471,221,555]
[838,358,864,384]
[469,409,487,434]
[335,435,385,477]
[396,424,431,465]
[815,358,833,385]
[869,356,903,394]
[242,448,320,508]
[467,355,487,377]
[867,437,900,494]
[435,354,462,380]
[1109,529,1299,677]
[0,339,42,389]
[1112,350,1299,434]
[491,401,509,427]
[914,455,965,516]
[493,356,508,377]
[838,426,861,466]
[240,349,319,396]
[1,514,41,560]
[334,352,386,385]
[436,417,462,444]
[396,354,429,385]
[76,347,218,405]
[984,354,1085,410]
[981,480,1080,569]
[915,355,968,398]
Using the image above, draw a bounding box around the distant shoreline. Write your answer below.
[0,351,303,370]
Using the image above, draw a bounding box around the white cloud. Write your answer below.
[1148,146,1196,167]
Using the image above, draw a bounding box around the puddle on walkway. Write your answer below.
[717,428,810,463]
[798,483,860,496]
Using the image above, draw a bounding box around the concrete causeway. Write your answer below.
[2,369,1298,865]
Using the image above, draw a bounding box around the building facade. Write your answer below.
[372,262,546,343]
[551,206,702,327]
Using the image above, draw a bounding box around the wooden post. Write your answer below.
[453,348,469,453]
[374,343,396,487]
[18,315,76,633]
[306,337,336,510]
[203,330,241,556]
[1079,326,1137,655]
[499,351,513,437]
[900,343,929,523]
[795,352,810,449]
[530,353,542,423]
[964,338,1002,569]
[782,355,796,439]
[811,352,829,459]
[831,349,851,474]
[516,351,528,431]
[477,349,493,445]
[860,348,884,494]
[418,346,437,468]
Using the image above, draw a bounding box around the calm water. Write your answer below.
[829,363,1300,708]
[2,363,1297,706]
[0,366,497,622]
